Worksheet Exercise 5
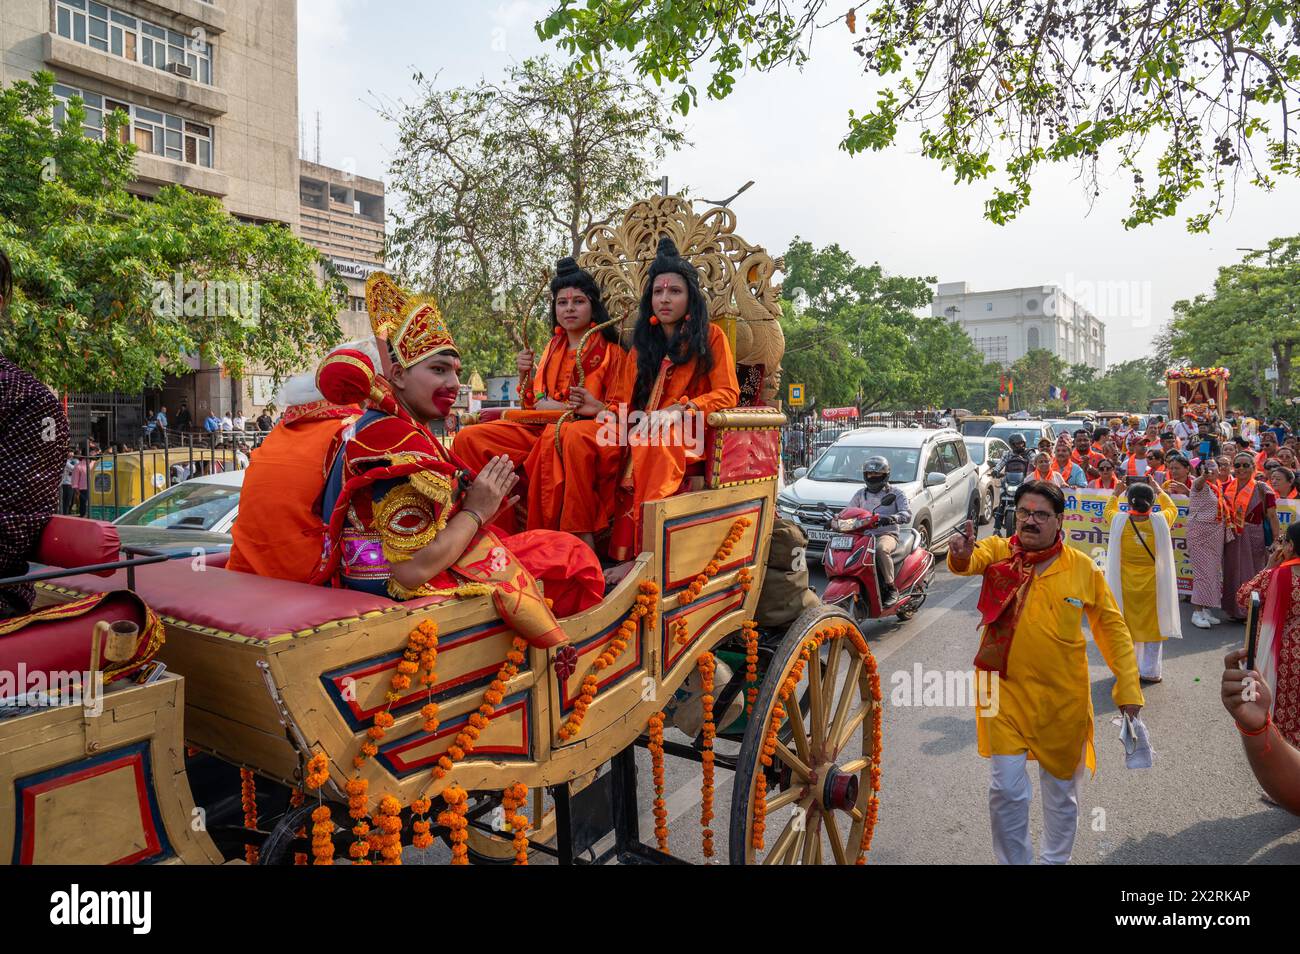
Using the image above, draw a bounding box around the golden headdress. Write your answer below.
[364,272,458,374]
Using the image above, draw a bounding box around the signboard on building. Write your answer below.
[821,406,859,421]
[332,259,385,281]
[249,375,277,407]
[788,383,805,406]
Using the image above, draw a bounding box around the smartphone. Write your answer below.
[1245,591,1262,672]
[1127,474,1150,486]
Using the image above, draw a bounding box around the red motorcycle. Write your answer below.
[820,498,936,623]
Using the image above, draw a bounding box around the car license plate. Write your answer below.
[830,535,855,550]
[806,528,831,542]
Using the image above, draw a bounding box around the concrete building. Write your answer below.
[932,281,1106,372]
[298,159,386,344]
[1,0,300,446]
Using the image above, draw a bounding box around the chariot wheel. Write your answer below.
[729,605,882,865]
[464,785,560,864]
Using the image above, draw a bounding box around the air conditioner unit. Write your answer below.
[166,61,193,79]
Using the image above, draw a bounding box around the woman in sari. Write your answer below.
[1187,457,1229,629]
[1236,523,1300,748]
[1222,452,1282,621]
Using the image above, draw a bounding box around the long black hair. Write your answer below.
[629,273,713,411]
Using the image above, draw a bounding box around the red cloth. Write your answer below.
[973,533,1065,678]
[499,529,604,617]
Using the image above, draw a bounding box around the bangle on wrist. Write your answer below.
[461,508,484,530]
[1237,713,1271,737]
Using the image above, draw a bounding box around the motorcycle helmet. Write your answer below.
[1008,433,1027,452]
[862,455,891,493]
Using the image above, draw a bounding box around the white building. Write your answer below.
[933,282,1106,372]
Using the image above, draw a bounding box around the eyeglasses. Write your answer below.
[1233,463,1254,470]
[1098,464,1114,471]
[1014,507,1057,524]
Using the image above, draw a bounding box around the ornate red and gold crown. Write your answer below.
[365,272,458,372]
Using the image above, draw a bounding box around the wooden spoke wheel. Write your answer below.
[729,606,882,865]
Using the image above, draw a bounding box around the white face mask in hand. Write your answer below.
[1115,712,1154,769]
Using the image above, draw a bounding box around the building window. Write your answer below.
[1027,326,1040,350]
[54,84,213,168]
[973,335,1009,366]
[55,0,213,85]
[1025,298,1039,312]
[985,302,993,311]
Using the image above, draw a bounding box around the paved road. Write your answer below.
[408,527,1300,865]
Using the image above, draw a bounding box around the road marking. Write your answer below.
[872,576,981,665]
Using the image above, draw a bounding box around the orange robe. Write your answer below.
[452,333,623,531]
[527,323,738,541]
[227,400,360,582]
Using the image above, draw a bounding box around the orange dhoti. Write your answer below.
[452,418,546,474]
[526,324,739,545]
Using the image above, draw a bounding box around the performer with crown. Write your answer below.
[311,273,605,648]
[451,257,624,530]
[526,238,739,557]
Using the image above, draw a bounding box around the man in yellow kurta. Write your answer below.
[949,479,1144,864]
[1103,481,1183,683]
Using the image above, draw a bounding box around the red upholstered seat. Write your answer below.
[35,516,121,578]
[0,591,150,687]
[45,562,444,644]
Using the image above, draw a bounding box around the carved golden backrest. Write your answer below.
[578,195,786,403]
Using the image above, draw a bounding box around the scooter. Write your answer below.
[820,496,936,623]
[992,468,1026,537]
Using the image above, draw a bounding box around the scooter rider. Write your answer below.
[991,434,1032,533]
[846,456,912,604]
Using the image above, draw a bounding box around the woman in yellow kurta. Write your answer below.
[1103,481,1182,683]
[948,479,1143,864]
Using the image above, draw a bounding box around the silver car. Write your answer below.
[777,428,981,553]
[963,436,1010,525]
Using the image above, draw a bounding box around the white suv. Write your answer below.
[778,428,981,553]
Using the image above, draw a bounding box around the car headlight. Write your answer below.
[776,494,798,517]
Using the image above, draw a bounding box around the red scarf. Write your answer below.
[974,533,1066,678]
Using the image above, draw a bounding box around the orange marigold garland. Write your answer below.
[738,566,753,593]
[698,652,717,859]
[289,785,308,865]
[346,776,371,864]
[373,794,404,865]
[742,619,760,716]
[647,711,669,851]
[437,784,470,865]
[501,782,531,865]
[434,636,528,781]
[240,767,259,864]
[353,620,439,770]
[410,796,434,850]
[558,581,659,742]
[676,517,753,606]
[310,804,335,865]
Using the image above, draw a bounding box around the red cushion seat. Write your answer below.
[35,516,121,578]
[0,591,151,687]
[43,562,444,644]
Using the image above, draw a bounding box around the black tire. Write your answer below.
[258,801,323,865]
[981,488,995,525]
[729,604,879,865]
[915,519,931,552]
[966,494,981,525]
[1003,512,1016,538]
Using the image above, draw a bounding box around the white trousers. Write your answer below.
[1134,641,1163,680]
[989,751,1086,865]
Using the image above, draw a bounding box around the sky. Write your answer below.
[298,0,1300,366]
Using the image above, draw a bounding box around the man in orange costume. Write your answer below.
[311,273,604,647]
[526,238,738,556]
[452,257,623,530]
[225,348,369,581]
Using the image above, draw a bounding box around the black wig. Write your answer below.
[550,257,618,345]
[630,237,713,411]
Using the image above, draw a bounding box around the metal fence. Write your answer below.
[780,410,950,476]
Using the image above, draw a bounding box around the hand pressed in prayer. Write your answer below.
[465,455,519,520]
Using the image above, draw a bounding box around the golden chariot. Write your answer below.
[3,196,881,866]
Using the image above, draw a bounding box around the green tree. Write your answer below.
[1008,349,1067,408]
[383,56,684,378]
[1169,237,1300,411]
[0,73,343,393]
[539,0,1300,231]
[779,238,994,411]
